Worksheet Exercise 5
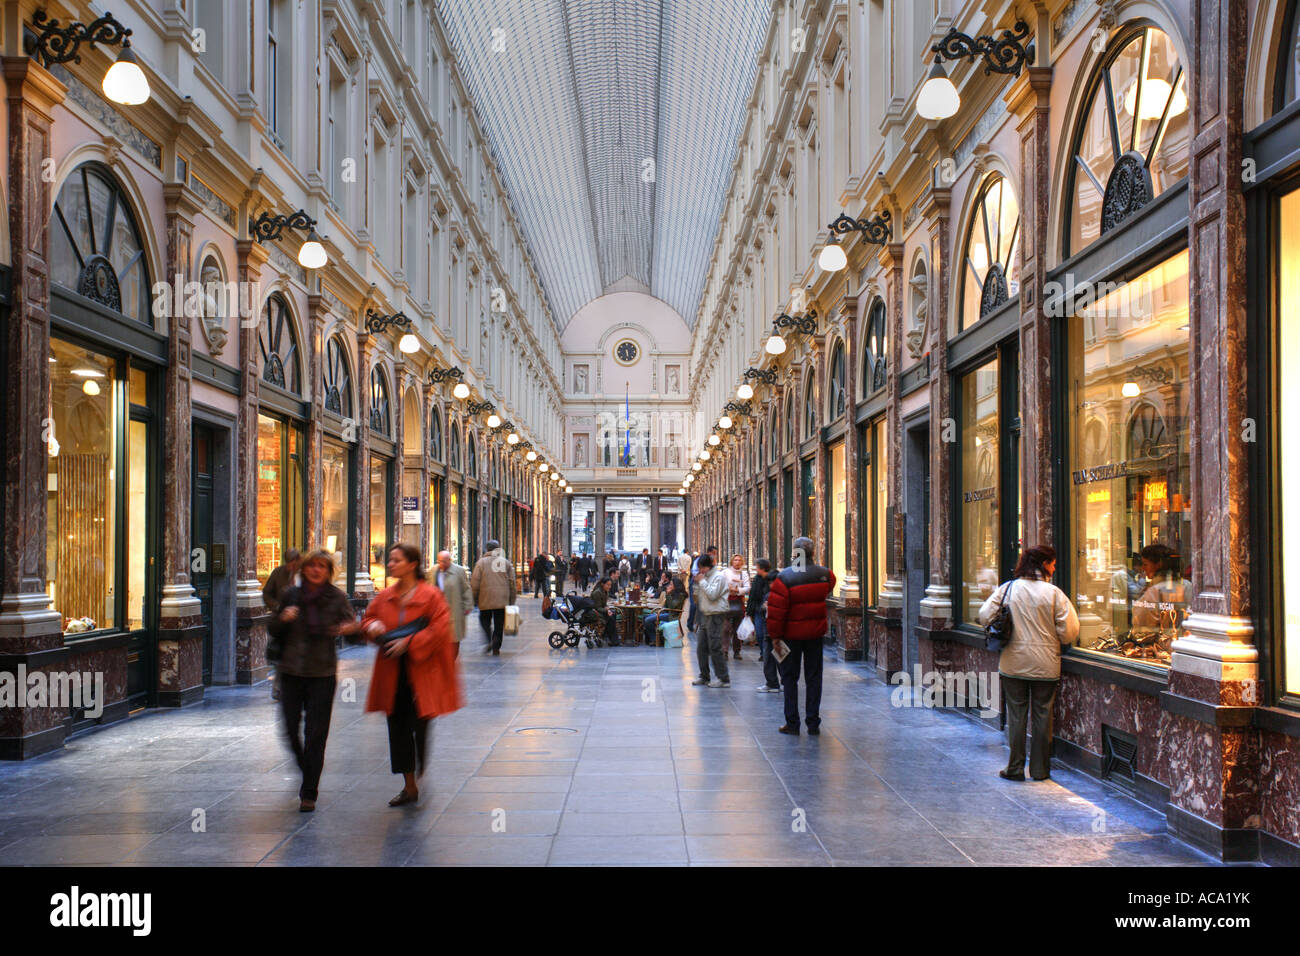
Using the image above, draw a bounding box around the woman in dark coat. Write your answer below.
[268,549,360,812]
[362,543,463,807]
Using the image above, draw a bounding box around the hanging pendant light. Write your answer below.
[102,46,150,105]
[917,59,960,120]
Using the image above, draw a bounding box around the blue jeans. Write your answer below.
[687,579,697,631]
[755,611,778,688]
[643,610,673,643]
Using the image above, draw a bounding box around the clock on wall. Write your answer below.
[614,339,639,365]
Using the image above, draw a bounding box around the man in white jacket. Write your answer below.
[690,554,732,688]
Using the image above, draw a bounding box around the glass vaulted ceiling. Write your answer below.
[436,0,770,329]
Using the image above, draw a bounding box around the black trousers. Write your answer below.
[280,674,336,800]
[779,637,824,730]
[480,608,506,651]
[386,658,429,776]
[1001,675,1058,779]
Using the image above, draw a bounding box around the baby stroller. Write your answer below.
[544,592,606,649]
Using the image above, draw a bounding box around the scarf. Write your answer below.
[300,581,328,633]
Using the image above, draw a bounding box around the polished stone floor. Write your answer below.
[0,597,1218,866]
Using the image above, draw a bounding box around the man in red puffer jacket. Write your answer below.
[766,537,836,735]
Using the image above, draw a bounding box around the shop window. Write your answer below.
[960,174,1021,331]
[956,358,1002,623]
[829,441,847,589]
[322,439,351,590]
[429,408,443,461]
[449,422,461,471]
[50,164,151,324]
[1067,251,1190,666]
[467,437,478,478]
[370,367,391,437]
[769,408,778,462]
[259,295,301,394]
[827,343,846,421]
[370,457,390,588]
[1278,186,1300,694]
[323,336,353,418]
[256,413,305,581]
[803,375,817,441]
[800,457,815,543]
[784,393,795,452]
[863,299,887,393]
[1067,25,1190,256]
[861,417,889,606]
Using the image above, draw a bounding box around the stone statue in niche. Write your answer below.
[907,273,929,361]
[574,434,588,467]
[198,258,229,356]
[665,366,680,394]
[574,364,589,394]
[667,442,680,467]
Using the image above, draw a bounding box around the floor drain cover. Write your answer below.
[514,727,579,736]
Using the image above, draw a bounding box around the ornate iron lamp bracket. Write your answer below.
[364,309,412,336]
[827,211,892,245]
[24,9,133,66]
[774,308,819,337]
[250,209,316,245]
[742,366,778,385]
[427,366,464,386]
[930,19,1033,75]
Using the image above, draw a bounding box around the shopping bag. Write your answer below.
[659,619,683,647]
[504,605,520,635]
[736,615,755,642]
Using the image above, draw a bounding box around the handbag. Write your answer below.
[736,615,755,642]
[373,616,429,647]
[984,580,1015,652]
[659,619,683,647]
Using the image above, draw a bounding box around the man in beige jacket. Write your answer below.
[434,550,473,659]
[470,539,516,656]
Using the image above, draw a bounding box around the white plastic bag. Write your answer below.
[736,615,755,642]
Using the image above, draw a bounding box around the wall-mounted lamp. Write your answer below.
[819,211,892,273]
[25,9,150,105]
[251,209,327,268]
[765,309,819,355]
[917,20,1033,121]
[364,309,419,354]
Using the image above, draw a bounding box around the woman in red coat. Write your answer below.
[361,543,463,806]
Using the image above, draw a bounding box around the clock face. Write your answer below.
[614,340,639,365]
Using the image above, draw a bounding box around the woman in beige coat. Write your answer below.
[978,545,1080,782]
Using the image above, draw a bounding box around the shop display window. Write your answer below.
[256,413,305,582]
[370,456,391,588]
[829,441,847,588]
[1279,188,1300,694]
[958,358,1001,623]
[1067,251,1190,666]
[322,438,351,589]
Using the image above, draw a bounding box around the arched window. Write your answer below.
[50,163,151,324]
[1277,0,1300,111]
[467,438,477,478]
[803,374,817,441]
[1066,25,1190,255]
[429,408,443,461]
[769,407,779,462]
[960,175,1021,330]
[323,336,353,417]
[449,422,461,471]
[864,299,887,392]
[259,294,301,394]
[369,367,391,436]
[827,342,847,421]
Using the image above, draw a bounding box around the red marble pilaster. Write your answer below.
[919,187,953,632]
[352,325,375,597]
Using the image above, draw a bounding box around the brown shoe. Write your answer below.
[388,789,419,807]
[299,799,316,812]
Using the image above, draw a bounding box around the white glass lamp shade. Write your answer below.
[917,60,960,120]
[765,334,787,356]
[737,383,754,400]
[708,434,721,446]
[103,47,150,105]
[452,382,471,400]
[1121,382,1141,398]
[550,472,559,481]
[487,413,501,429]
[700,449,711,461]
[398,332,420,354]
[297,230,328,269]
[525,450,537,461]
[507,432,519,444]
[565,487,573,494]
[718,416,733,429]
[692,462,702,471]
[539,462,549,472]
[818,240,848,273]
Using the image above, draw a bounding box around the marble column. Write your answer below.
[352,326,375,599]
[389,361,406,565]
[811,343,828,568]
[650,494,661,556]
[594,494,606,574]
[234,239,271,683]
[1164,0,1258,858]
[420,379,435,562]
[840,293,861,603]
[918,186,953,632]
[1007,66,1054,549]
[881,242,906,614]
[0,58,67,757]
[157,183,206,706]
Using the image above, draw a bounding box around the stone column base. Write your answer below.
[234,579,271,685]
[828,603,863,660]
[868,613,904,683]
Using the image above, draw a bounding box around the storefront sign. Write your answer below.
[1072,460,1129,484]
[963,487,996,503]
[402,496,420,524]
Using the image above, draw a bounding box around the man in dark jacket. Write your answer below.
[587,577,619,644]
[579,554,593,590]
[531,552,552,598]
[766,538,836,735]
[748,559,779,693]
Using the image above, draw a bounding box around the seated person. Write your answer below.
[643,578,687,643]
[585,577,620,645]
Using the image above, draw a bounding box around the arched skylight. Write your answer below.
[436,0,770,328]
